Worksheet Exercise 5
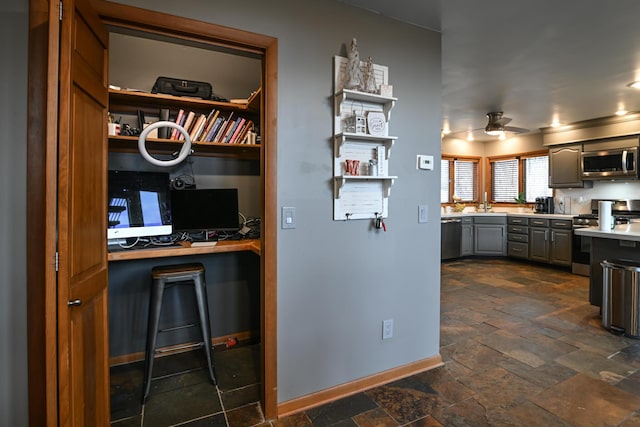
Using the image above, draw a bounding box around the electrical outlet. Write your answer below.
[382,319,394,340]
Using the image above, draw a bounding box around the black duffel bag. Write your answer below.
[151,77,213,100]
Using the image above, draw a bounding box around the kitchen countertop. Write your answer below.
[574,223,640,242]
[441,212,574,220]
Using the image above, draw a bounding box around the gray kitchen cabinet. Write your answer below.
[461,217,473,256]
[550,220,572,266]
[507,216,529,259]
[549,144,588,188]
[529,218,573,266]
[473,216,506,255]
[529,218,550,262]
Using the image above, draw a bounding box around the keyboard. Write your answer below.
[108,243,182,252]
[190,241,218,247]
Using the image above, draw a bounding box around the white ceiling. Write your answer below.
[336,0,640,141]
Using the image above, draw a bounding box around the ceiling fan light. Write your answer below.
[485,129,503,136]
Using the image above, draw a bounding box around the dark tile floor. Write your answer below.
[111,258,640,426]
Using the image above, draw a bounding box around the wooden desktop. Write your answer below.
[107,239,260,262]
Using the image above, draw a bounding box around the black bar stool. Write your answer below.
[142,262,217,403]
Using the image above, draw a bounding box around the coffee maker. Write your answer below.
[534,196,554,214]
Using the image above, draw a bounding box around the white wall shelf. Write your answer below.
[333,55,397,221]
[334,176,397,198]
[333,133,396,158]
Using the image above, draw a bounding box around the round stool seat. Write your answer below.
[152,262,206,280]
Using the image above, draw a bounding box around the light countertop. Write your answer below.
[574,223,640,242]
[441,212,574,220]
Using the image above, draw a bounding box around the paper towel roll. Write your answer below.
[599,201,613,231]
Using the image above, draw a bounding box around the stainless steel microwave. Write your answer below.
[581,146,638,180]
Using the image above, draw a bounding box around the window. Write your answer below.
[441,155,480,203]
[524,155,552,201]
[488,151,552,203]
[492,158,519,202]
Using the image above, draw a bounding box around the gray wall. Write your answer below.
[8,0,442,415]
[1,0,29,424]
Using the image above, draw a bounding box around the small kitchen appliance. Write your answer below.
[534,196,554,214]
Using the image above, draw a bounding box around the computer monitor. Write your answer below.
[170,188,240,233]
[107,170,173,240]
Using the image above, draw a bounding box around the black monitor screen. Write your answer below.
[107,170,172,239]
[170,188,239,232]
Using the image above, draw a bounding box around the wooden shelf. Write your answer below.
[109,135,260,160]
[109,88,260,115]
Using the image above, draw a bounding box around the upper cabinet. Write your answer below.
[548,144,588,188]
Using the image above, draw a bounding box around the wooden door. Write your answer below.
[57,0,110,424]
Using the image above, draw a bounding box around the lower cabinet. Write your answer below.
[461,217,474,256]
[451,215,572,267]
[507,216,529,259]
[529,218,551,262]
[514,217,572,267]
[473,216,506,256]
[550,220,572,266]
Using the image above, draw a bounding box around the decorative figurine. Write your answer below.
[345,38,362,90]
[362,56,377,93]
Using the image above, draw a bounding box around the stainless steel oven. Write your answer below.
[572,216,594,276]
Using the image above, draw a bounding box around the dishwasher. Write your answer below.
[441,218,462,261]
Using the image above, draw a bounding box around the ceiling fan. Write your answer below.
[484,112,529,136]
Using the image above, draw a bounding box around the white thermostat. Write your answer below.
[416,155,434,170]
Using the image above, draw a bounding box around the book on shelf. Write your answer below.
[203,116,224,142]
[197,109,220,142]
[189,113,207,141]
[170,109,186,140]
[228,118,246,143]
[222,117,242,143]
[213,112,235,143]
[236,120,254,144]
[178,111,196,140]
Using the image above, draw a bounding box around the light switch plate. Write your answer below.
[282,206,296,229]
[418,204,428,223]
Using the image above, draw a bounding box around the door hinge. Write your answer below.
[59,1,63,21]
[55,252,59,272]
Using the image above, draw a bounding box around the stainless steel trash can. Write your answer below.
[601,259,640,339]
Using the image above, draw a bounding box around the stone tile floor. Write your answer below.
[111,258,640,426]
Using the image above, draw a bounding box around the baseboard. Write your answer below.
[109,330,256,366]
[277,353,443,418]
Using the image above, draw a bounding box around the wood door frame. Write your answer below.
[93,2,279,418]
[27,0,62,424]
[27,0,279,422]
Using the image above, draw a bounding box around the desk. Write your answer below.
[108,239,260,262]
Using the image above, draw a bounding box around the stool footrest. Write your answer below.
[155,342,204,354]
[159,323,198,333]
